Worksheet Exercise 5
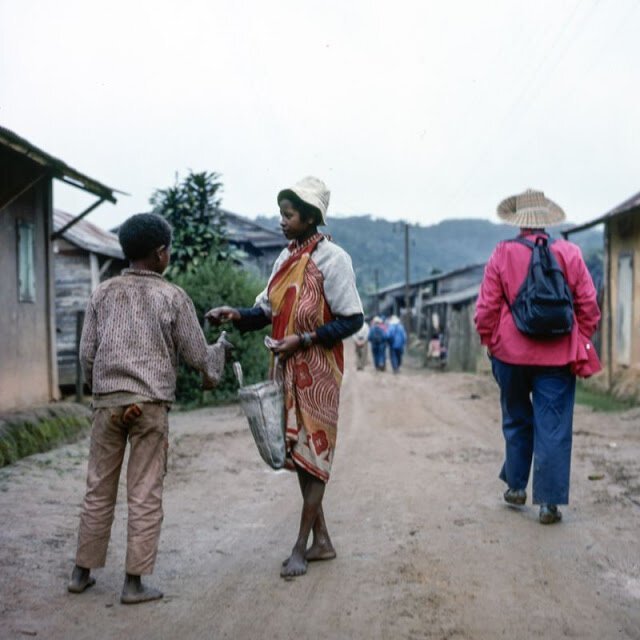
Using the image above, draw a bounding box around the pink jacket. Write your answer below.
[474,233,601,376]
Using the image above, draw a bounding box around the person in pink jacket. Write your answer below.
[475,189,601,524]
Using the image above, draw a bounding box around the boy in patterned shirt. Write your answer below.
[68,213,231,604]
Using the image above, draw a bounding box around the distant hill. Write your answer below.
[255,215,603,293]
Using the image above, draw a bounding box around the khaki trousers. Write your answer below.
[75,403,169,575]
[355,343,367,370]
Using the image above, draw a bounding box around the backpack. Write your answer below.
[369,324,386,344]
[507,236,574,337]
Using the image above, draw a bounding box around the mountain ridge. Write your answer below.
[254,214,603,292]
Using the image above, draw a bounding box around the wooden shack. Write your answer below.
[421,285,484,372]
[221,209,287,278]
[112,209,287,281]
[53,210,126,386]
[369,263,486,371]
[371,264,485,328]
[564,191,640,396]
[0,126,118,411]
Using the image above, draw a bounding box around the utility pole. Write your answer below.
[374,268,380,316]
[404,223,411,334]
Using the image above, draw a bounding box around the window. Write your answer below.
[17,221,36,302]
[616,252,633,366]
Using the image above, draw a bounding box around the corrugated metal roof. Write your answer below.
[111,209,288,252]
[423,284,480,306]
[564,190,640,236]
[0,126,122,203]
[221,209,287,249]
[375,263,486,296]
[54,210,124,259]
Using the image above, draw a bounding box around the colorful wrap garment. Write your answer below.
[267,234,347,482]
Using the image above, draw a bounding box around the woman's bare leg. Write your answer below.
[305,504,336,561]
[294,470,336,561]
[281,468,328,577]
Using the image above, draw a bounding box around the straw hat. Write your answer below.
[497,189,566,228]
[278,176,330,225]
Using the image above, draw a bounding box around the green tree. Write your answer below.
[150,171,227,277]
[171,256,270,406]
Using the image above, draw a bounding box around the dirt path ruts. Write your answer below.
[0,350,639,639]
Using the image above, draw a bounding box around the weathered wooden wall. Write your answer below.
[405,264,486,338]
[54,244,93,386]
[0,147,57,410]
[54,242,124,386]
[431,299,483,373]
[599,210,640,396]
[446,302,476,372]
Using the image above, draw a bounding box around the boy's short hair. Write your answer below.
[118,213,173,260]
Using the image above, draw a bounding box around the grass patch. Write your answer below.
[575,382,638,412]
[0,403,91,467]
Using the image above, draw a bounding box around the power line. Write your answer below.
[442,0,599,213]
[492,0,640,193]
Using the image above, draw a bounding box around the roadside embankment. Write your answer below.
[0,403,91,467]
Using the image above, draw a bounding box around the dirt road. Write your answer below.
[1,351,639,639]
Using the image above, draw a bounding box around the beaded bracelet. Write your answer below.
[297,332,313,348]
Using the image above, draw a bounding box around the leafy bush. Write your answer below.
[171,257,270,406]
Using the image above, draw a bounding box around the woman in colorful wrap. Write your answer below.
[206,177,363,577]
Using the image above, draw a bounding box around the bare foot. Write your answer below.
[305,542,337,562]
[280,549,308,578]
[120,574,163,605]
[281,545,336,565]
[68,565,96,593]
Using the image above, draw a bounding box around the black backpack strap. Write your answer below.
[511,237,535,249]
[501,235,547,309]
[507,235,552,249]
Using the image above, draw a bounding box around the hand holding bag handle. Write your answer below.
[233,354,282,388]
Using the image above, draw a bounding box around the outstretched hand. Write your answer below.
[267,334,301,359]
[206,306,240,326]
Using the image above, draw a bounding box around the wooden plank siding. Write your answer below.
[1,126,120,409]
[54,244,93,386]
[0,146,58,410]
[53,239,124,386]
[597,209,640,396]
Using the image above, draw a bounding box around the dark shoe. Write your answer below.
[120,586,163,605]
[68,565,95,594]
[121,573,164,605]
[503,488,526,505]
[539,504,562,524]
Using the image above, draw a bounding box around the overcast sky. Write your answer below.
[1,0,639,230]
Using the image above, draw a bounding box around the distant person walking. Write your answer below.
[427,332,447,367]
[386,315,407,373]
[353,319,370,370]
[475,189,601,524]
[368,316,387,371]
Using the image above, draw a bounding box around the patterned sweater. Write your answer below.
[80,269,225,402]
